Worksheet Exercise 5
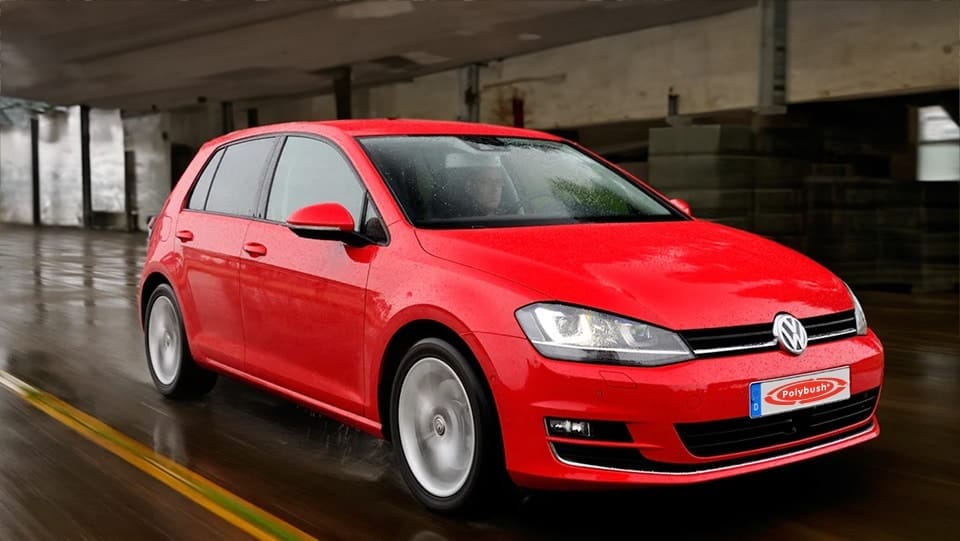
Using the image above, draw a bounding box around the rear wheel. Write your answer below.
[144,284,217,399]
[390,338,505,514]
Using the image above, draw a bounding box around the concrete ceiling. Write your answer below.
[1,0,753,112]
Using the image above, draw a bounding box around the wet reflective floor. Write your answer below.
[0,224,957,540]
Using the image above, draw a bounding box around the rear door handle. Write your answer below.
[175,230,194,242]
[243,242,267,258]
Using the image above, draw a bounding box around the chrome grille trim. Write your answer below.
[807,328,858,343]
[680,310,858,357]
[550,420,875,475]
[692,340,778,356]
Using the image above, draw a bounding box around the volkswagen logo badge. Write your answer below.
[773,313,808,355]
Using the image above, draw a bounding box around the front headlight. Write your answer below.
[515,303,694,366]
[845,283,868,335]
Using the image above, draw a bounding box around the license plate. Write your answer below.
[749,367,850,418]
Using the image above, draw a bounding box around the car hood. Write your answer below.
[415,221,853,330]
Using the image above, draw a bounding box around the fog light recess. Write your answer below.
[545,418,634,442]
[547,418,592,438]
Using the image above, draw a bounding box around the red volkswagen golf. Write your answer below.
[139,120,883,513]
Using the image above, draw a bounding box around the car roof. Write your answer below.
[207,118,564,148]
[319,119,563,139]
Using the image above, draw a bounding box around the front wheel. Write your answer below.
[390,338,505,514]
[144,284,217,399]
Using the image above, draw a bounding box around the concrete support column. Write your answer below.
[30,116,41,226]
[123,113,171,232]
[334,67,352,120]
[757,0,788,115]
[246,108,259,128]
[221,101,234,134]
[124,150,138,232]
[80,105,92,228]
[460,64,480,122]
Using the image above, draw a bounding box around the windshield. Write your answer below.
[358,136,682,228]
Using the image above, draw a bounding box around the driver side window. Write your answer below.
[265,136,365,226]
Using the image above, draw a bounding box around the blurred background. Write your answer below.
[0,1,957,539]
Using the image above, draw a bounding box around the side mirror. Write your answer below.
[286,203,368,246]
[669,198,692,216]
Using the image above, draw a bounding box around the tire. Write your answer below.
[390,338,506,515]
[144,284,217,399]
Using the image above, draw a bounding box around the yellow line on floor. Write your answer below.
[0,370,317,541]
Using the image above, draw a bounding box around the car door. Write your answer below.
[176,137,278,369]
[240,135,383,414]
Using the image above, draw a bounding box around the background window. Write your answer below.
[186,149,224,210]
[917,105,960,181]
[204,137,276,216]
[266,137,365,224]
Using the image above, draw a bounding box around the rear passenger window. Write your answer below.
[265,137,365,224]
[205,138,276,217]
[187,149,224,210]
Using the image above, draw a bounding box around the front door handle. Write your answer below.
[243,242,267,258]
[175,230,194,242]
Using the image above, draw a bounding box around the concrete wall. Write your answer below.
[2,106,125,226]
[236,95,337,127]
[231,70,459,126]
[477,0,958,127]
[160,7,762,134]
[205,1,957,132]
[38,106,83,226]
[155,1,958,135]
[123,114,171,231]
[0,108,34,224]
[789,0,959,103]
[166,104,222,149]
[7,1,955,230]
[90,108,125,213]
[368,70,461,120]
[479,7,760,128]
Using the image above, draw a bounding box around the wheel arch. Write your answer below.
[140,271,173,325]
[376,319,497,442]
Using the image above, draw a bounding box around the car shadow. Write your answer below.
[168,376,879,540]
[495,448,875,539]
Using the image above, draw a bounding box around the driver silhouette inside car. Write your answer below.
[436,161,508,218]
[461,166,506,216]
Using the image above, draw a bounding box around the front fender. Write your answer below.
[362,235,542,424]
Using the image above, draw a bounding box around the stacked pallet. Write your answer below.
[804,177,958,293]
[641,124,957,293]
[647,125,808,250]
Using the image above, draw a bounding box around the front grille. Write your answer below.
[675,388,879,457]
[679,310,857,357]
[552,420,874,473]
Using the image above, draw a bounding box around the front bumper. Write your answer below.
[465,330,883,490]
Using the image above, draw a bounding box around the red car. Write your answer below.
[139,120,883,513]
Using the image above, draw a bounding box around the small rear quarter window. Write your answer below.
[187,149,224,210]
